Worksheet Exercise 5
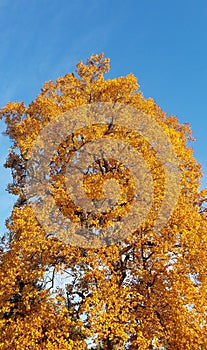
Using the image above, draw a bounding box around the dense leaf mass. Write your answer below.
[0,54,207,349]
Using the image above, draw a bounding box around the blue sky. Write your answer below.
[0,0,207,234]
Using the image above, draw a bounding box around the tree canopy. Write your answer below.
[0,53,207,349]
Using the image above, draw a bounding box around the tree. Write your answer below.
[0,53,207,349]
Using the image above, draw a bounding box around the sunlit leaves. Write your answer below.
[0,53,207,349]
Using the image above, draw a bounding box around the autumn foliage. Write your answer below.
[0,54,207,349]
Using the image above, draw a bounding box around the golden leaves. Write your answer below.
[0,53,207,349]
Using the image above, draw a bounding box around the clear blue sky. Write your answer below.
[0,0,207,234]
